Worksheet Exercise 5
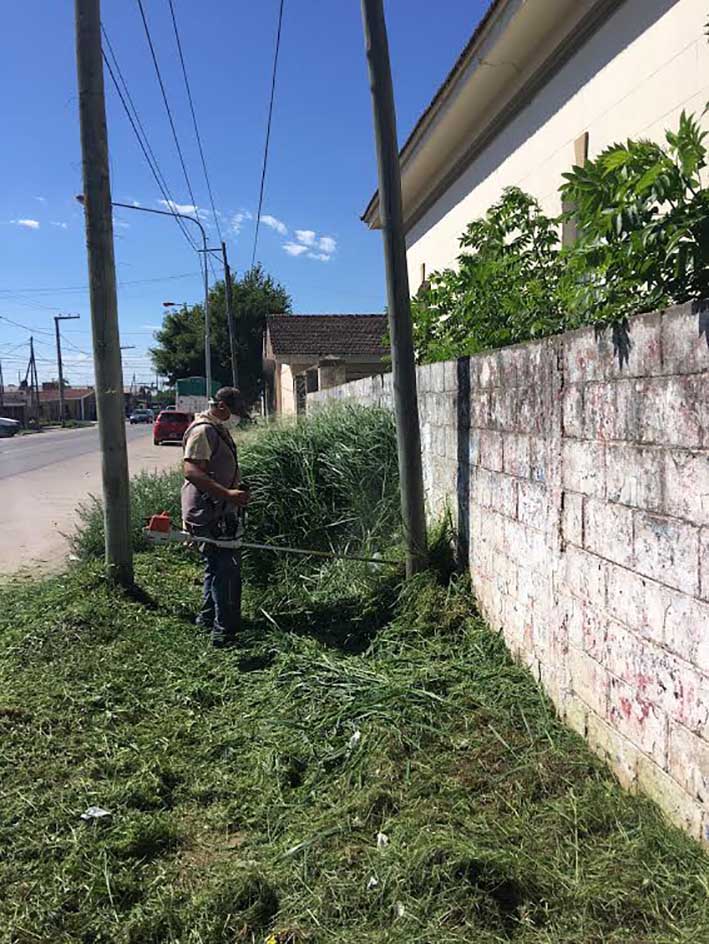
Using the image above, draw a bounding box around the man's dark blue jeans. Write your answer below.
[198,545,242,646]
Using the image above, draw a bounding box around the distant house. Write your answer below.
[263,314,388,416]
[38,386,97,422]
[363,0,709,287]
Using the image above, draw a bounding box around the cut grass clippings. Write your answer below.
[2,404,707,942]
[0,549,707,943]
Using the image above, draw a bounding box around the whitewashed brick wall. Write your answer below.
[308,301,709,845]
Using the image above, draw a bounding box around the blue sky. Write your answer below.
[0,0,487,387]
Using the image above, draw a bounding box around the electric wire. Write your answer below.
[167,0,223,244]
[0,272,201,295]
[251,0,285,269]
[61,336,94,358]
[0,294,63,313]
[135,0,200,217]
[0,315,54,337]
[0,341,29,357]
[101,26,199,252]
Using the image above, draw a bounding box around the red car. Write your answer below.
[153,410,193,446]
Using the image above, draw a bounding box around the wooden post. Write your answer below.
[54,314,80,426]
[75,0,133,585]
[221,241,239,387]
[361,0,427,576]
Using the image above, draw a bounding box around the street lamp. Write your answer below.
[75,194,216,392]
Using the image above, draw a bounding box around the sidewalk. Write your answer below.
[0,434,180,578]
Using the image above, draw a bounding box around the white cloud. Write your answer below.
[231,210,253,234]
[261,214,287,236]
[295,229,316,247]
[131,200,142,207]
[113,218,130,230]
[308,252,332,262]
[12,219,40,229]
[283,241,308,257]
[158,199,199,216]
[50,221,68,230]
[318,236,337,254]
[35,196,47,204]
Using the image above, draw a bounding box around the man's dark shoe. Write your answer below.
[211,633,237,649]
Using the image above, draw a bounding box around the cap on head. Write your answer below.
[212,386,244,415]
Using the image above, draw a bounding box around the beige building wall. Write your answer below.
[406,0,709,286]
[279,363,296,416]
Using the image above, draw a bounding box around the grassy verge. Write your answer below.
[70,405,400,583]
[1,404,707,942]
[1,549,707,943]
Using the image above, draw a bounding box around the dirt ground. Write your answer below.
[0,429,180,579]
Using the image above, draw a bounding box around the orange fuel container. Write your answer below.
[147,512,172,533]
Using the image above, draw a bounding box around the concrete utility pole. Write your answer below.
[75,0,133,585]
[221,241,239,387]
[54,314,80,426]
[361,0,427,576]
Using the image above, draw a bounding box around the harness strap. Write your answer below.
[183,419,239,488]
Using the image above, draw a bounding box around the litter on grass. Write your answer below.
[80,806,111,821]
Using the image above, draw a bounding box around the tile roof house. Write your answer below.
[38,386,97,422]
[263,314,388,415]
[3,384,97,424]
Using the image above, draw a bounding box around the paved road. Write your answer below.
[0,423,153,480]
[0,424,181,578]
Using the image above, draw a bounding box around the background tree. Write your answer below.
[151,265,291,405]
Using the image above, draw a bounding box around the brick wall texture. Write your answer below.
[308,301,709,845]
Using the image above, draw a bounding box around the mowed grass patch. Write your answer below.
[0,548,707,944]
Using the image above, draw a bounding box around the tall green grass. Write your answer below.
[70,405,401,581]
[70,468,184,559]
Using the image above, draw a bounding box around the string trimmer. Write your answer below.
[143,513,399,566]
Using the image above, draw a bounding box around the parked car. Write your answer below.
[129,408,154,424]
[153,410,192,445]
[0,417,21,438]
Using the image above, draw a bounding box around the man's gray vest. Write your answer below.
[181,419,239,537]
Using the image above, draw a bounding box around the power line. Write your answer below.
[0,314,54,336]
[251,0,285,269]
[167,0,223,244]
[0,341,29,357]
[61,336,93,357]
[0,271,200,295]
[135,0,200,217]
[0,294,63,312]
[101,26,199,252]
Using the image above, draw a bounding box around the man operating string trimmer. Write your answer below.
[181,386,250,649]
